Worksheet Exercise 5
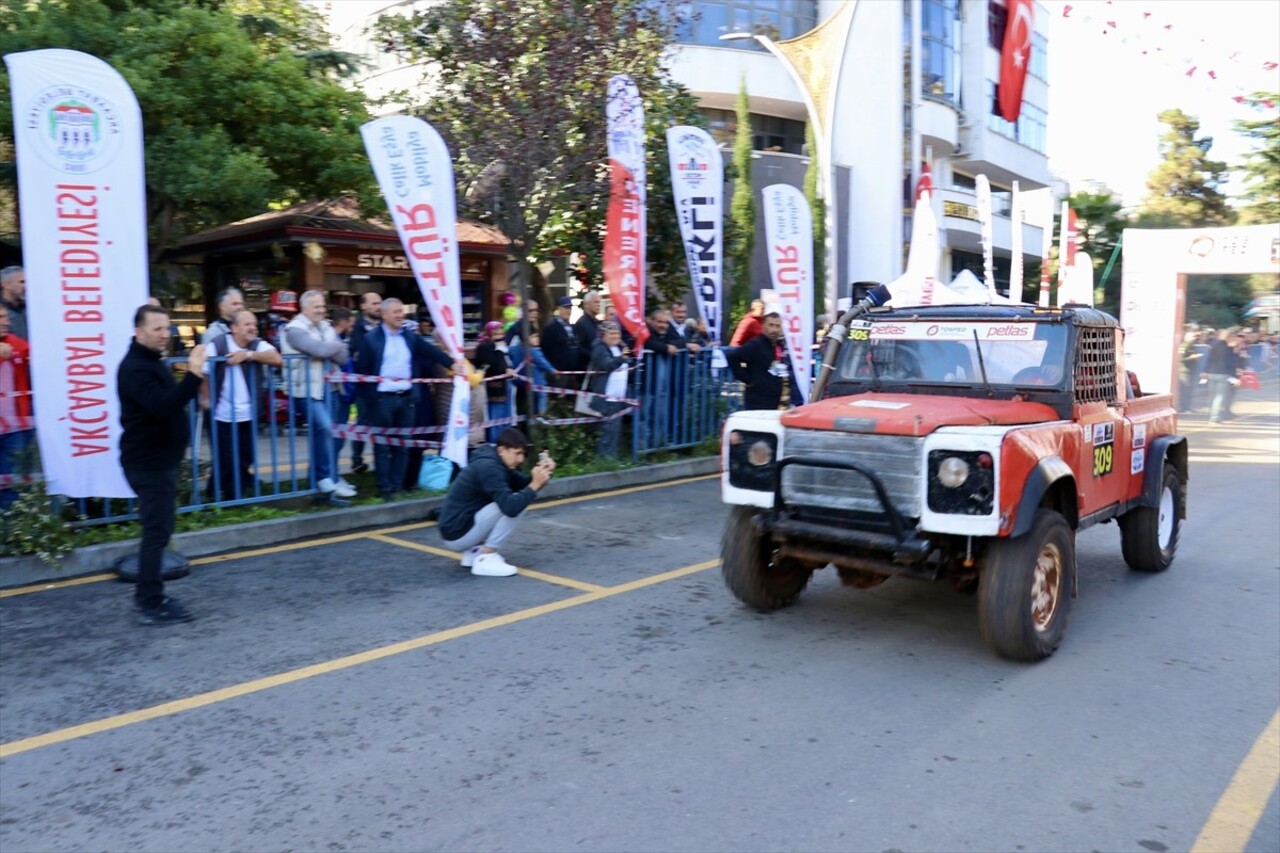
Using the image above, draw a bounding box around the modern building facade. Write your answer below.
[314,0,1056,310]
[671,0,1055,309]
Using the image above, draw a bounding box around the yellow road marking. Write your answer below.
[0,573,116,598]
[515,568,607,593]
[0,473,719,598]
[368,533,608,592]
[1191,709,1280,853]
[366,533,459,561]
[0,559,719,759]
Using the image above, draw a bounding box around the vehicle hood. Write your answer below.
[781,393,1061,436]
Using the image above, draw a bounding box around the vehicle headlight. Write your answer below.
[747,440,774,466]
[928,450,995,516]
[727,430,778,491]
[937,456,970,488]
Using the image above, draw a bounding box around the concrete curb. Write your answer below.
[0,456,720,590]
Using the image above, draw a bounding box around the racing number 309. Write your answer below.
[1093,443,1114,477]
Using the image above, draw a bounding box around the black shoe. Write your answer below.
[351,461,369,474]
[136,596,193,625]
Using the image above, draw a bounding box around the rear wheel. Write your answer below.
[721,507,813,610]
[977,509,1074,661]
[1119,463,1182,572]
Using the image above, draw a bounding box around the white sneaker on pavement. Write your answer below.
[471,551,518,577]
[459,546,483,568]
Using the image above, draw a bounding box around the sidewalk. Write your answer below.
[0,456,720,589]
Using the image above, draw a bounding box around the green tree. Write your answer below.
[0,0,375,260]
[1068,189,1127,315]
[1232,91,1280,224]
[1137,108,1234,228]
[1185,275,1255,328]
[803,121,825,320]
[725,77,755,331]
[375,0,698,314]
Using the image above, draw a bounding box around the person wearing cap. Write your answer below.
[438,427,555,577]
[473,319,517,444]
[540,296,581,377]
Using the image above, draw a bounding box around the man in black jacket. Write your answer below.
[117,304,208,624]
[540,296,581,377]
[727,312,786,411]
[438,428,554,577]
[355,297,461,500]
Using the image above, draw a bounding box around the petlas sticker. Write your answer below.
[871,321,1035,341]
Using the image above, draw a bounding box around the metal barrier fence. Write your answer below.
[45,351,741,527]
[631,351,743,456]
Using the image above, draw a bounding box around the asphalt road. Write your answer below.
[1,407,1277,853]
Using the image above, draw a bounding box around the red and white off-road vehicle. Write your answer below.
[719,300,1188,661]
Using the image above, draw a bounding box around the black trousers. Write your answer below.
[371,392,414,495]
[124,465,179,608]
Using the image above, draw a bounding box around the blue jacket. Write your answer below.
[354,324,453,406]
[438,445,536,540]
[509,340,557,387]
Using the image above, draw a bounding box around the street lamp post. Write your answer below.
[720,30,838,319]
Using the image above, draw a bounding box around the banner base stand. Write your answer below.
[112,550,192,583]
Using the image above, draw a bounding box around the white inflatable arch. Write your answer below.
[1120,223,1280,400]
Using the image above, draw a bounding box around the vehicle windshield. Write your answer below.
[831,319,1069,390]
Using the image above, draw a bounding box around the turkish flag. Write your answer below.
[997,0,1034,122]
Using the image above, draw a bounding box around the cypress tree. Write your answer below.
[726,76,756,328]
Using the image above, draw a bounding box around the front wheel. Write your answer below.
[721,507,812,610]
[977,509,1075,661]
[1119,463,1182,572]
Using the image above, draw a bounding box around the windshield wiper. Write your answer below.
[972,330,994,397]
[866,345,882,392]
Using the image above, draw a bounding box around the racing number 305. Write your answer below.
[1093,443,1114,477]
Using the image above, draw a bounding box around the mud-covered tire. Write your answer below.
[977,509,1074,661]
[1119,463,1181,573]
[721,506,812,610]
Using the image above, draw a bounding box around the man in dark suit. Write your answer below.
[727,312,786,411]
[540,296,581,377]
[354,297,461,500]
[346,291,384,474]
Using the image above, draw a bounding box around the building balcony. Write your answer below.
[917,97,960,157]
[938,187,1045,257]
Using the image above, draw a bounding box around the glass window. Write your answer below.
[988,0,1008,49]
[682,0,818,49]
[921,0,958,104]
[985,80,1046,153]
[1029,32,1048,80]
[834,319,1069,388]
[698,107,807,154]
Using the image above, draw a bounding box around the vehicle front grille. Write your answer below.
[781,429,923,518]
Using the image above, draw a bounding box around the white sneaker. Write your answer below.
[471,552,518,577]
[317,477,357,498]
[459,546,483,568]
